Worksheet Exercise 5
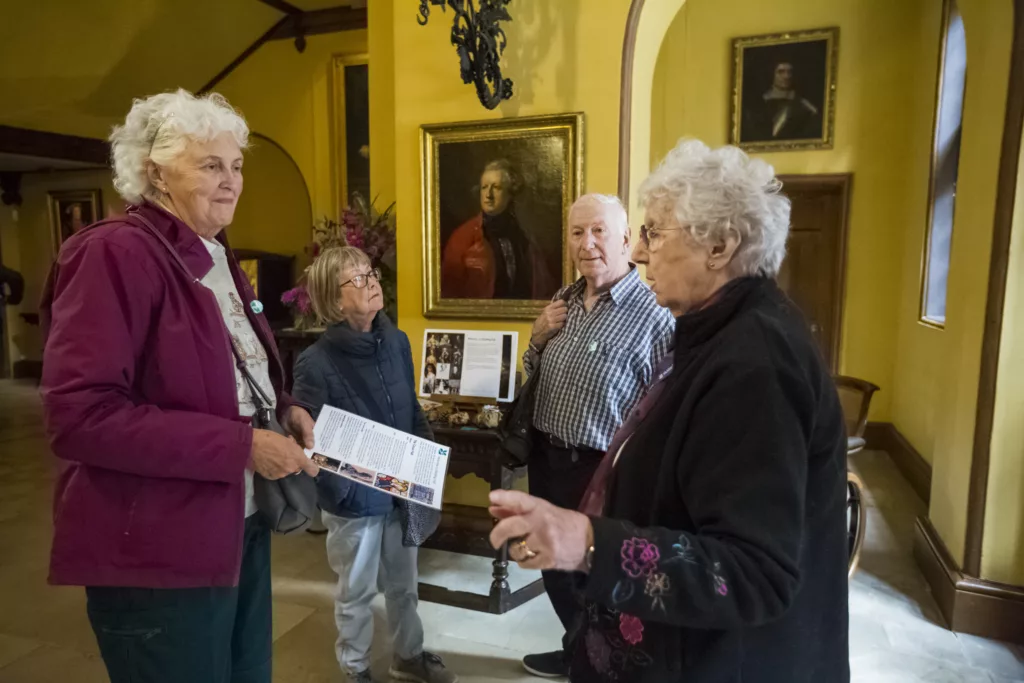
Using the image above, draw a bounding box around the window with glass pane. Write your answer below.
[922,0,966,326]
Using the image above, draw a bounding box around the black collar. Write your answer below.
[673,277,774,359]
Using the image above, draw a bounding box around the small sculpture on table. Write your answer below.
[475,406,502,429]
[448,410,471,427]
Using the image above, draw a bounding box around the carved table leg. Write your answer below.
[488,462,517,612]
[489,537,512,612]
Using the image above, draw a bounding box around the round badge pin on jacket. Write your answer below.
[250,300,264,315]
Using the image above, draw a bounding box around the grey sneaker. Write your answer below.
[389,651,457,683]
[347,670,377,683]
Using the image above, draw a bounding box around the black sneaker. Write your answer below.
[522,651,568,678]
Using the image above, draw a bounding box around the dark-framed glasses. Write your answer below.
[341,267,381,289]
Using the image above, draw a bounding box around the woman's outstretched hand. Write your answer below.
[489,489,593,572]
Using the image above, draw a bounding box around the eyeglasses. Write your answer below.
[341,267,381,289]
[639,225,683,247]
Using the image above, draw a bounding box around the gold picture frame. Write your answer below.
[48,190,102,255]
[730,27,839,152]
[331,52,369,215]
[421,113,584,320]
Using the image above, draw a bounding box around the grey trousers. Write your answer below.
[323,508,424,675]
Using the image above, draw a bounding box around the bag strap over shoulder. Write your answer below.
[127,210,276,429]
[124,210,200,284]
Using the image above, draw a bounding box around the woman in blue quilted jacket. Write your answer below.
[293,246,456,683]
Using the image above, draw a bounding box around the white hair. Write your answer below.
[639,139,790,277]
[569,193,629,236]
[109,89,250,204]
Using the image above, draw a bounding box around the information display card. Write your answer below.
[419,329,519,402]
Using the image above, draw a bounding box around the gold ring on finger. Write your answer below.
[515,539,538,561]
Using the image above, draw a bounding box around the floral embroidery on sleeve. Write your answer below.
[644,572,671,611]
[664,534,730,597]
[582,605,653,680]
[712,562,729,596]
[616,533,730,614]
[621,537,660,578]
[618,613,644,644]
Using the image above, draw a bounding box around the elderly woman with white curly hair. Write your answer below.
[39,89,318,683]
[489,140,850,683]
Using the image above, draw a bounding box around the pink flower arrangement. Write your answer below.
[281,193,398,327]
[280,285,311,316]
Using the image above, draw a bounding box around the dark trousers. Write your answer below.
[86,515,273,683]
[528,433,604,657]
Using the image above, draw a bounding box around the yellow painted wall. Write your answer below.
[0,19,362,369]
[649,0,1017,570]
[0,25,339,368]
[217,30,369,223]
[650,0,934,423]
[0,171,122,367]
[228,135,313,260]
[888,4,947,468]
[628,0,686,219]
[896,0,1013,569]
[372,0,632,505]
[0,4,335,372]
[0,141,311,371]
[368,0,397,210]
[983,137,1024,584]
[0,0,278,138]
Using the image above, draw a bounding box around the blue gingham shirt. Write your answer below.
[523,266,675,452]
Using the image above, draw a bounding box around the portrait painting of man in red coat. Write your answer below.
[440,159,560,301]
[423,113,583,318]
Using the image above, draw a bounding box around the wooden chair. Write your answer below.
[834,375,879,579]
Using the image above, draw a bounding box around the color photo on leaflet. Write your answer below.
[311,452,341,473]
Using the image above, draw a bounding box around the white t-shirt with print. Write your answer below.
[199,237,276,518]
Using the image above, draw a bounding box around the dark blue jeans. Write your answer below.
[86,515,272,683]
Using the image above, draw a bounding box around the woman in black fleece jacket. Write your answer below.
[490,139,849,683]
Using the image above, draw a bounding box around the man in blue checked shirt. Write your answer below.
[520,193,675,678]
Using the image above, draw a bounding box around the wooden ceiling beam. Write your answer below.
[0,126,108,166]
[255,0,303,14]
[198,16,291,94]
[267,6,368,40]
[199,4,367,94]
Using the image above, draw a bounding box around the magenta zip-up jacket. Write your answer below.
[39,201,294,589]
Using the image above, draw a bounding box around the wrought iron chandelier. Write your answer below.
[417,0,515,110]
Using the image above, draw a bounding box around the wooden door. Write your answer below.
[775,174,851,372]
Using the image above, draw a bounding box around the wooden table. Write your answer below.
[421,426,545,614]
[273,327,543,614]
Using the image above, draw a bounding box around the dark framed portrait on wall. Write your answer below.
[48,190,102,255]
[421,113,583,320]
[332,53,369,210]
[731,27,839,152]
